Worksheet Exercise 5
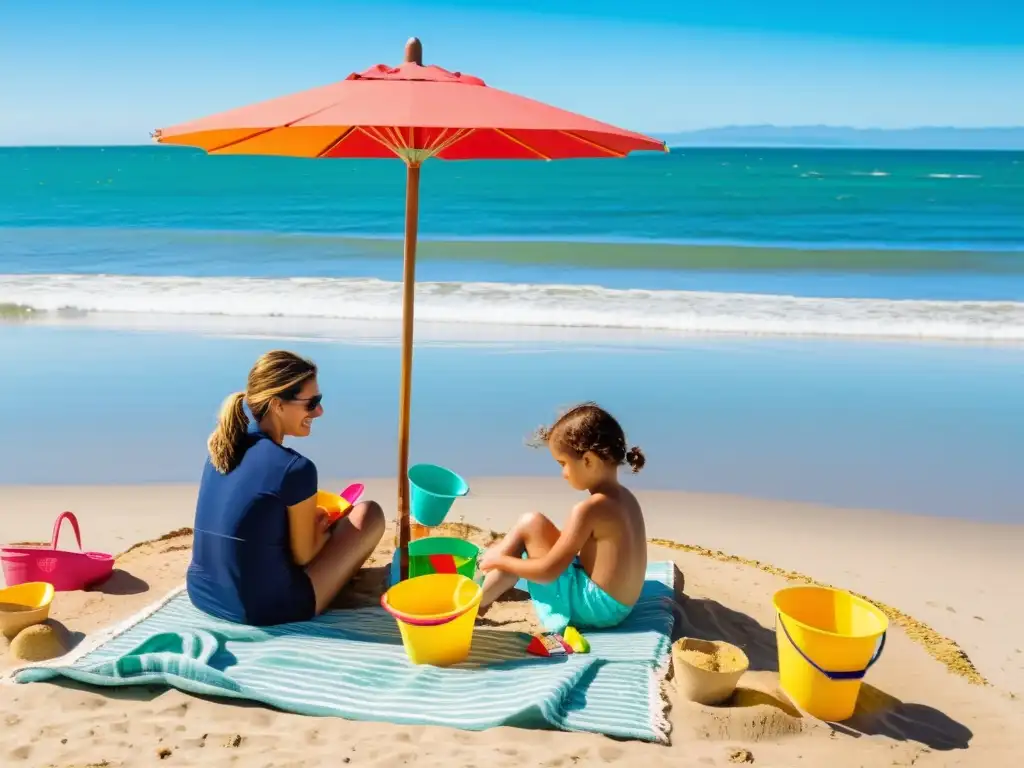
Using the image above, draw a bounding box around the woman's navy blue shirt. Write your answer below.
[187,430,318,626]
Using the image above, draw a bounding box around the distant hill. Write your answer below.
[656,126,1024,150]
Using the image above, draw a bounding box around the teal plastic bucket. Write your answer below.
[408,464,469,526]
[408,537,480,581]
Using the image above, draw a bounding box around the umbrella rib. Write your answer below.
[357,126,405,159]
[176,96,368,154]
[558,130,627,158]
[315,126,358,158]
[493,129,550,160]
[429,128,473,157]
[205,105,343,153]
[389,126,410,149]
[425,127,451,153]
[206,127,280,154]
[355,126,476,164]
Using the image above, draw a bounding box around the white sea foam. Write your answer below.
[926,173,982,179]
[2,273,1023,342]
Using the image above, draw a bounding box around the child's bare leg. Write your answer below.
[480,512,560,610]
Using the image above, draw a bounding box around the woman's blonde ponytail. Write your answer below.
[208,391,249,474]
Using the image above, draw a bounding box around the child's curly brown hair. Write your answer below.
[530,402,646,473]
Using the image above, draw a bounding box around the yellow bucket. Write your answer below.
[0,581,54,639]
[773,586,888,721]
[381,573,482,666]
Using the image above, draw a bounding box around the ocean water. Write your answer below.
[1,146,1021,520]
[0,325,1021,523]
[2,146,1023,341]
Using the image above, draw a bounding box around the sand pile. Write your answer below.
[682,686,809,742]
[7,621,72,663]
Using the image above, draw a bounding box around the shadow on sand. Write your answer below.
[328,564,392,610]
[669,574,972,751]
[673,594,780,673]
[837,684,973,751]
[89,569,150,596]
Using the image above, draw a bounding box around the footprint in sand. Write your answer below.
[8,745,32,760]
[597,745,625,761]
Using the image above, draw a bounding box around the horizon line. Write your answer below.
[3,123,1024,150]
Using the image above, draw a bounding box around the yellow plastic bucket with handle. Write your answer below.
[773,585,888,721]
[381,573,482,666]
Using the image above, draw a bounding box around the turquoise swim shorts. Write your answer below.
[523,556,633,634]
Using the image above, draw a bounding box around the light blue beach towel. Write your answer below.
[6,562,677,743]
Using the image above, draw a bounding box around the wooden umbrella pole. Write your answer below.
[396,161,421,582]
[395,36,425,583]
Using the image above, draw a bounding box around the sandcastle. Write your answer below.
[7,621,71,663]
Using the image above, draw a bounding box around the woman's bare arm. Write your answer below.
[287,493,329,566]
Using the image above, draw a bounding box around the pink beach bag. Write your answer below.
[1,511,115,591]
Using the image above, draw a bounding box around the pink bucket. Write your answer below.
[1,511,114,591]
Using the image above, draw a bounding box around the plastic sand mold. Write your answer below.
[526,627,590,657]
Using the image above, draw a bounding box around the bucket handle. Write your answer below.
[776,613,886,682]
[380,593,473,627]
[51,511,83,552]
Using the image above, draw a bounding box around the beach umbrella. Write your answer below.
[154,38,666,581]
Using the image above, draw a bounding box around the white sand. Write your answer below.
[1,479,1022,767]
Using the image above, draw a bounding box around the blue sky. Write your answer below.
[1,0,1022,145]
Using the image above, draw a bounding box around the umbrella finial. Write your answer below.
[404,37,423,65]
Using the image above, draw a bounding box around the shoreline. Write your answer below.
[4,308,1024,348]
[1,325,1020,523]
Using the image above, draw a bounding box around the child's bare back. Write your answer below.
[576,485,647,609]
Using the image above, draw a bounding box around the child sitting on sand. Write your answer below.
[478,403,648,633]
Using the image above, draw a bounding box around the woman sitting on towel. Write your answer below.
[187,350,385,626]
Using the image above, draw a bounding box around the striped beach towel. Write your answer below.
[7,562,676,742]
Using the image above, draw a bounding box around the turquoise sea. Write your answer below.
[1,146,1023,339]
[0,146,1021,521]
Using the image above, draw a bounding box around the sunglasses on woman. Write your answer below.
[288,393,323,412]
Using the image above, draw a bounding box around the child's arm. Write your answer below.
[485,499,600,584]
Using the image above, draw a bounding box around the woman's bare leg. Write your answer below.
[306,501,386,614]
[480,511,561,610]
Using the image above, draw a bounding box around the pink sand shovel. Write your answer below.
[341,483,364,506]
[316,483,366,524]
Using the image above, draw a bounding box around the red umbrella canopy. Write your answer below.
[155,42,666,163]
